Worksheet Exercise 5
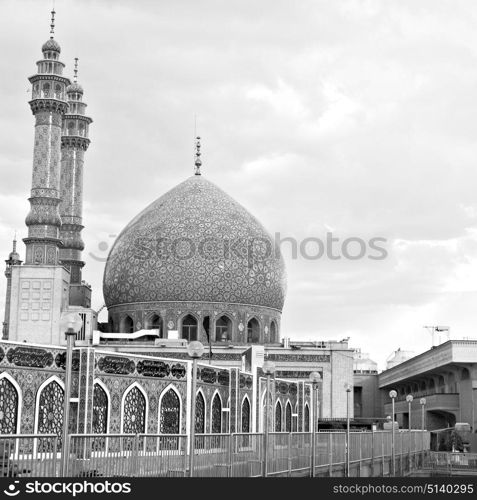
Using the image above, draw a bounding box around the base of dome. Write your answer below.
[106,300,281,345]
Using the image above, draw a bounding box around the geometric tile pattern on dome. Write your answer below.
[103,175,287,311]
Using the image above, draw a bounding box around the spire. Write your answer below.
[194,136,202,176]
[50,9,56,38]
[74,57,78,83]
[12,232,17,254]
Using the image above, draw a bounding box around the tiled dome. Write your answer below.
[42,38,61,53]
[66,82,83,94]
[103,175,286,311]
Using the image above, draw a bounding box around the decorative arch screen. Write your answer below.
[160,389,180,434]
[37,380,64,451]
[241,398,250,432]
[211,394,222,433]
[0,378,18,434]
[122,387,146,434]
[275,402,282,432]
[195,392,205,433]
[92,384,108,434]
[285,403,292,432]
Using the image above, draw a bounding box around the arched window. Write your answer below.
[182,315,197,341]
[304,404,310,432]
[247,318,260,343]
[122,386,146,434]
[78,122,85,137]
[159,388,181,434]
[241,398,250,432]
[42,82,50,98]
[123,315,134,334]
[0,376,19,434]
[270,321,277,343]
[195,392,205,434]
[37,379,64,451]
[146,314,163,335]
[275,401,282,432]
[211,394,222,433]
[215,316,231,342]
[67,121,75,136]
[92,383,108,434]
[54,84,61,99]
[285,402,292,432]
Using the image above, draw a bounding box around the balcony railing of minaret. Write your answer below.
[36,60,65,76]
[32,84,66,101]
[62,122,89,137]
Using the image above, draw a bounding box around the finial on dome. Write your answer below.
[74,57,78,83]
[12,231,17,254]
[194,136,202,176]
[50,9,56,38]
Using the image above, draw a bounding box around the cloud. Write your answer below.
[1,0,477,369]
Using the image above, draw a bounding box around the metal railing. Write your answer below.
[0,431,431,478]
[423,452,477,474]
[67,434,188,477]
[0,434,59,477]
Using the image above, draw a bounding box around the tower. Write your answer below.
[24,10,70,265]
[59,58,93,307]
[7,11,72,345]
[2,237,22,340]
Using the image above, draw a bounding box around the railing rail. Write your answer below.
[0,431,431,478]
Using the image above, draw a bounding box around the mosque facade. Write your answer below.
[0,11,358,445]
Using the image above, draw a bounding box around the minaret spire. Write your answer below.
[74,57,78,83]
[50,9,56,38]
[194,136,202,176]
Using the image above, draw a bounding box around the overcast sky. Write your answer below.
[2,0,477,369]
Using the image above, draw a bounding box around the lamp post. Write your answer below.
[419,398,426,431]
[309,371,321,477]
[345,383,352,477]
[262,360,276,477]
[420,398,426,463]
[389,390,397,477]
[187,340,204,478]
[406,394,413,469]
[59,311,83,477]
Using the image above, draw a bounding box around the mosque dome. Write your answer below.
[8,251,20,261]
[66,82,83,94]
[103,175,286,314]
[42,38,61,53]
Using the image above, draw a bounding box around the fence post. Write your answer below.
[371,430,375,477]
[358,433,362,477]
[133,434,140,477]
[400,432,404,476]
[53,437,59,477]
[381,433,385,476]
[64,435,71,477]
[228,434,234,478]
[328,433,333,477]
[288,433,292,476]
[182,436,188,477]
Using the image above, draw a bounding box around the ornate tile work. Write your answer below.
[103,176,286,312]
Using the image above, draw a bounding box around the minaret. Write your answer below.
[7,10,72,345]
[59,58,93,293]
[2,237,22,340]
[24,10,70,265]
